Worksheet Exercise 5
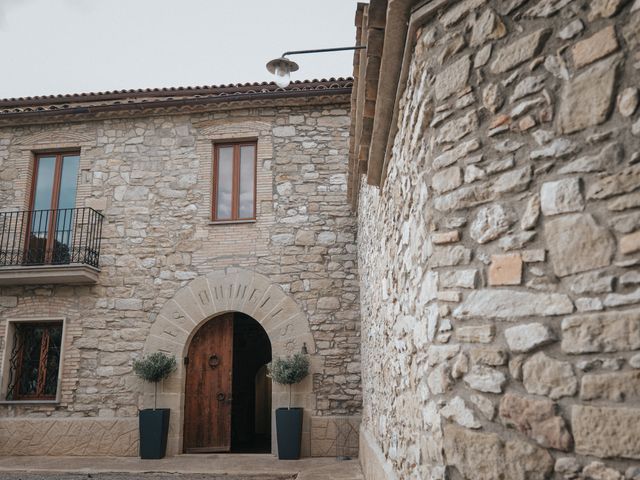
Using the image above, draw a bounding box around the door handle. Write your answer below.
[217,392,225,402]
[209,354,220,368]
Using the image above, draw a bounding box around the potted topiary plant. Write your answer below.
[268,352,310,460]
[133,352,177,459]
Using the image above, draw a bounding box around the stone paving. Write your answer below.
[0,455,363,480]
[0,474,292,480]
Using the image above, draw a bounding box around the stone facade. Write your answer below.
[0,84,361,456]
[354,0,640,478]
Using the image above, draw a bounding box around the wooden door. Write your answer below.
[184,314,234,452]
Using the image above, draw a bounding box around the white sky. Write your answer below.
[0,0,363,99]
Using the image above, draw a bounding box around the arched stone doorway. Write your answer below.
[183,311,272,453]
[142,268,317,456]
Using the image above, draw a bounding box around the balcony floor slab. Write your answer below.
[0,263,100,285]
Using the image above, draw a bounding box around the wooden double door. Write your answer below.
[183,313,272,453]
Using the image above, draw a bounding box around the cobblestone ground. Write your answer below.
[0,474,294,480]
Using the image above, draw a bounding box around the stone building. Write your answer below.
[350,0,640,479]
[0,79,362,457]
[3,0,640,478]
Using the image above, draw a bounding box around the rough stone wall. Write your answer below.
[0,103,360,430]
[358,0,640,478]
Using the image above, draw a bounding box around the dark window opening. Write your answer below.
[7,322,63,401]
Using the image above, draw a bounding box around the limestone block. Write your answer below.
[463,365,506,393]
[430,245,472,267]
[456,324,495,343]
[433,166,463,194]
[521,194,540,230]
[573,405,640,459]
[454,290,573,320]
[441,396,481,429]
[435,55,471,101]
[440,0,487,27]
[522,352,578,399]
[524,0,574,17]
[558,19,584,40]
[620,231,640,255]
[544,214,614,277]
[619,87,639,117]
[571,26,619,69]
[567,270,614,295]
[469,393,495,420]
[499,392,572,451]
[434,183,496,212]
[540,178,584,216]
[557,55,620,134]
[482,83,504,113]
[492,165,532,194]
[623,11,640,49]
[588,0,631,20]
[470,8,506,47]
[490,28,551,73]
[588,165,640,200]
[580,370,640,401]
[432,230,460,244]
[559,142,623,174]
[469,346,507,366]
[470,204,513,244]
[436,110,479,144]
[440,269,478,289]
[443,424,554,480]
[561,309,640,353]
[504,323,556,353]
[433,138,481,170]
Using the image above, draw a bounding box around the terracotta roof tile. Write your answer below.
[0,78,353,113]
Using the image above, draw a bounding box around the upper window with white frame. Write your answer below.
[212,142,257,222]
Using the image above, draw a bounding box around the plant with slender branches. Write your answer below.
[133,352,177,410]
[268,353,310,409]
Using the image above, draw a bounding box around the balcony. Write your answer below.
[0,207,104,285]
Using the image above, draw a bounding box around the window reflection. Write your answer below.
[216,147,234,220]
[239,146,255,219]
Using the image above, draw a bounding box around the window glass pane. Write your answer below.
[216,147,234,219]
[31,156,56,238]
[32,156,55,212]
[239,145,255,218]
[54,155,79,262]
[58,155,79,210]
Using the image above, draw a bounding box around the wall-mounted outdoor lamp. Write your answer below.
[266,46,366,88]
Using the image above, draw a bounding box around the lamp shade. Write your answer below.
[266,57,299,88]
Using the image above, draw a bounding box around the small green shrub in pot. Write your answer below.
[268,353,310,408]
[133,352,177,459]
[268,353,310,460]
[133,352,177,409]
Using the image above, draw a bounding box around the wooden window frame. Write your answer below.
[29,151,81,212]
[1,318,65,403]
[27,151,81,264]
[211,142,257,222]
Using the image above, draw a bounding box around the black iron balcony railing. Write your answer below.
[0,207,104,268]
